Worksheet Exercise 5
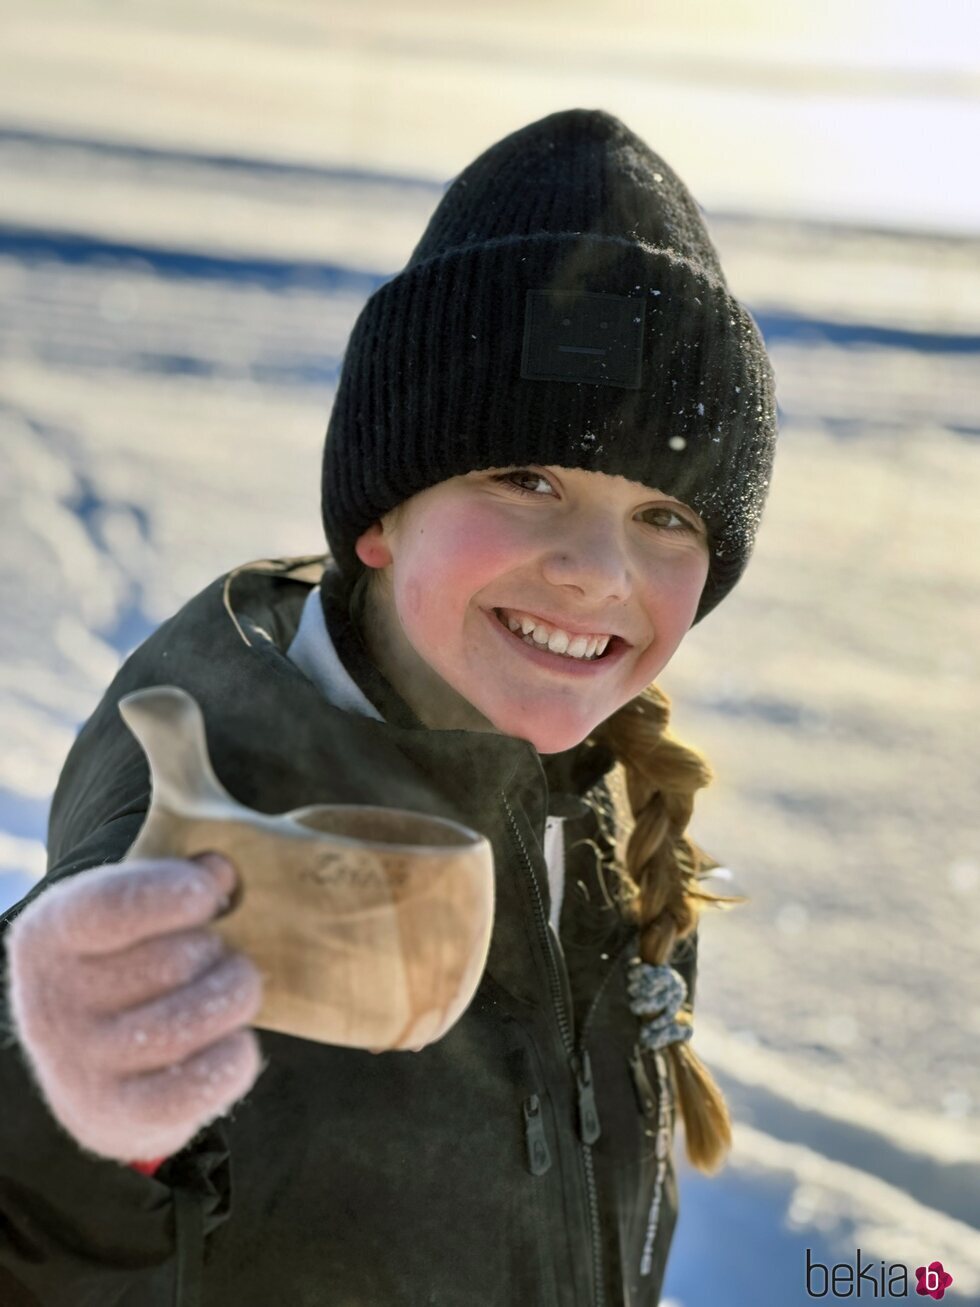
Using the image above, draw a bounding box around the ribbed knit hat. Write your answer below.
[322,108,778,622]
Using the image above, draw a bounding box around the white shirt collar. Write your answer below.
[285,585,384,723]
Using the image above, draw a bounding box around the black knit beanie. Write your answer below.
[321,108,778,623]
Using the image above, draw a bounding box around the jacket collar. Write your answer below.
[285,576,384,724]
[318,563,430,731]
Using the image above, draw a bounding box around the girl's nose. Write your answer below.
[539,519,631,603]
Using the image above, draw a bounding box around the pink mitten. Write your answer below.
[4,853,265,1163]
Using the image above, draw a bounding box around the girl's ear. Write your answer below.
[354,521,394,570]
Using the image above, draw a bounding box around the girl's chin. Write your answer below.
[483,707,599,755]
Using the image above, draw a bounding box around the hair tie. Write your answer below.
[626,958,693,1052]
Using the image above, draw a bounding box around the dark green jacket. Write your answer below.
[0,556,697,1307]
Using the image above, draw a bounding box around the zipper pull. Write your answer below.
[628,1043,657,1118]
[573,1050,602,1144]
[522,1094,552,1175]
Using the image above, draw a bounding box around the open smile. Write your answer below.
[485,607,630,676]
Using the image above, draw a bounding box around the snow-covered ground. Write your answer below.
[1,2,978,1302]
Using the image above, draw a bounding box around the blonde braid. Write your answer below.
[592,683,745,1175]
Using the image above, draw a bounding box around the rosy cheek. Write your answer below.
[398,503,535,651]
[452,514,525,577]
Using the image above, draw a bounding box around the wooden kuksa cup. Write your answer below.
[119,686,495,1053]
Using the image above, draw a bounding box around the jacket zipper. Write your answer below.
[503,795,637,1307]
[522,1093,553,1175]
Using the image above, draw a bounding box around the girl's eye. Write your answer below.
[493,470,554,496]
[640,506,703,536]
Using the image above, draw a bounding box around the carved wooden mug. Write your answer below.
[118,686,495,1053]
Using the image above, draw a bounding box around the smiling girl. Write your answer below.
[355,466,711,751]
[2,109,777,1306]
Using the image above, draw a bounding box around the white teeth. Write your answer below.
[496,609,614,662]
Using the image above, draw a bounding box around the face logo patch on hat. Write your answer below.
[520,289,645,390]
